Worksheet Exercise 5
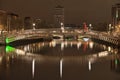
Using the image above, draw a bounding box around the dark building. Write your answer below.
[0,10,7,31]
[54,0,64,28]
[24,17,33,30]
[7,12,20,31]
[0,10,24,32]
[112,4,120,28]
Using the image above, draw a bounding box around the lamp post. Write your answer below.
[61,22,64,33]
[108,24,112,34]
[89,24,92,31]
[33,23,36,30]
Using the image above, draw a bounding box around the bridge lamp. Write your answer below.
[61,22,64,33]
[89,24,92,31]
[108,24,112,32]
[89,24,92,27]
[33,23,36,30]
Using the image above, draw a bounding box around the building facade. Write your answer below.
[7,13,20,32]
[54,0,64,28]
[0,10,7,31]
[112,3,120,34]
[0,10,25,33]
[24,17,33,30]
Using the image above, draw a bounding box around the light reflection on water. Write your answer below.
[0,39,120,80]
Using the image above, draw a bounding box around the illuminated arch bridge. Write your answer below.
[0,29,91,45]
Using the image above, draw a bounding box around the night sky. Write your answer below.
[0,0,120,24]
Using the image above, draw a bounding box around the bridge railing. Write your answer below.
[1,29,120,45]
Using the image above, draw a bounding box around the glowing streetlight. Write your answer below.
[33,23,36,30]
[89,24,92,31]
[89,24,92,27]
[61,22,64,33]
[108,24,112,34]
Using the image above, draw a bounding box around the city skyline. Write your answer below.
[0,0,120,24]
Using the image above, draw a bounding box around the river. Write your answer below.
[0,38,119,80]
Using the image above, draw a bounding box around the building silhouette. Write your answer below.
[7,12,20,31]
[54,0,64,28]
[112,3,120,33]
[0,10,7,31]
[24,17,33,30]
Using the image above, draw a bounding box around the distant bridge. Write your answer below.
[0,28,90,44]
[0,28,119,46]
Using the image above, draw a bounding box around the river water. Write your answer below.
[0,39,120,80]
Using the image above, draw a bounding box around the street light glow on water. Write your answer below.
[0,39,119,80]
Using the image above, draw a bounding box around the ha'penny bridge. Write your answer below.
[0,28,120,47]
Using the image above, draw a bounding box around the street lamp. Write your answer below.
[89,24,92,31]
[33,23,36,30]
[61,22,64,33]
[108,24,112,34]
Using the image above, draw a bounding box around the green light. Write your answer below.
[5,37,15,44]
[115,59,118,65]
[6,38,9,44]
[6,46,15,53]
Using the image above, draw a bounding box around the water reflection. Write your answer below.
[32,59,35,78]
[88,60,92,71]
[0,39,120,80]
[60,58,63,78]
[17,40,100,55]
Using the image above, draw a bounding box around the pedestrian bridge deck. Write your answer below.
[0,29,119,46]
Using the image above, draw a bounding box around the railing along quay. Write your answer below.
[91,33,120,46]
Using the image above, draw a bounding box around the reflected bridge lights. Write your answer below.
[51,41,57,47]
[24,45,30,52]
[88,61,92,71]
[89,41,94,49]
[0,57,2,64]
[77,42,82,49]
[108,46,111,52]
[49,41,57,47]
[107,46,118,54]
[88,58,95,71]
[60,59,63,78]
[61,42,65,51]
[98,51,109,57]
[70,42,73,47]
[32,59,35,78]
[64,41,68,47]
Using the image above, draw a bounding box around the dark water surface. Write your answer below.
[0,39,120,80]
